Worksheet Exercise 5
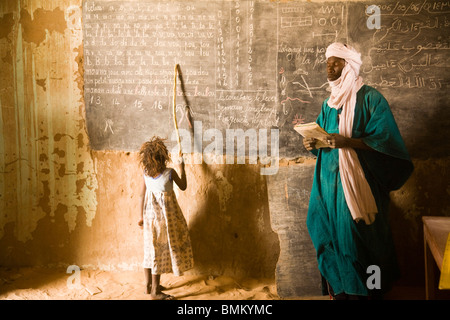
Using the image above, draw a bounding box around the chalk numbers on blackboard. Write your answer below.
[90,95,102,106]
[112,98,120,107]
[150,100,163,110]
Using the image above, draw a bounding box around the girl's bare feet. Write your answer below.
[145,284,167,294]
[150,292,174,300]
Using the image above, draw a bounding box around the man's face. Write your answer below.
[327,56,345,81]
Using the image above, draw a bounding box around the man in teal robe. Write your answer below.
[304,43,414,299]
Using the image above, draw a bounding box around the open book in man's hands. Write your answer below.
[294,122,330,148]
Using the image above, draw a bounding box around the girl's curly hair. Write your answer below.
[139,136,171,177]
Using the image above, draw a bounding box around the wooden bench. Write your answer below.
[423,216,450,300]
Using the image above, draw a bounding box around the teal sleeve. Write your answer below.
[357,89,413,191]
[309,100,328,157]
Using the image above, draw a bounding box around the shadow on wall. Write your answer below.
[172,67,280,280]
[177,157,280,280]
[375,77,450,288]
[389,157,450,288]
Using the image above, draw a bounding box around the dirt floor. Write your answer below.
[0,267,311,300]
[1,267,433,300]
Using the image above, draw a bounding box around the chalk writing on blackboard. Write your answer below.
[83,0,450,159]
[83,0,280,152]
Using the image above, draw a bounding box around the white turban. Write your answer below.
[325,42,378,225]
[325,42,362,78]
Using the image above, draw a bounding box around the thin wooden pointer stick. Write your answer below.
[173,64,182,157]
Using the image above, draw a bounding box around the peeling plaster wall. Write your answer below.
[0,0,448,287]
[0,0,97,266]
[0,1,98,244]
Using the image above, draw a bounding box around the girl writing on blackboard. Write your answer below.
[137,136,193,300]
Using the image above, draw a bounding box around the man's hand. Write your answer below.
[326,133,372,150]
[326,133,347,149]
[303,137,317,151]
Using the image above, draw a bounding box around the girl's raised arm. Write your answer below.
[172,161,187,191]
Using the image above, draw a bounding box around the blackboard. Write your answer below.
[83,0,450,158]
[266,163,322,297]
